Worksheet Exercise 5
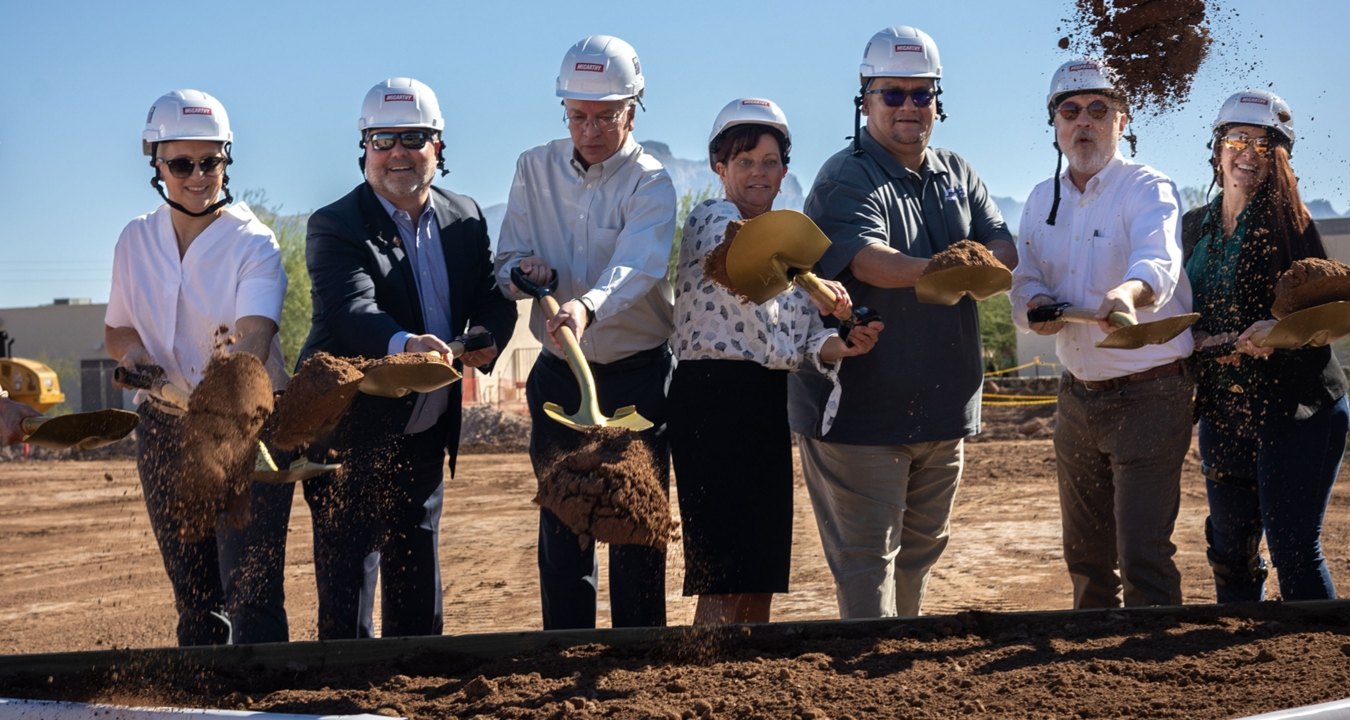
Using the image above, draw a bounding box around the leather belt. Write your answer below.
[1068,358,1186,392]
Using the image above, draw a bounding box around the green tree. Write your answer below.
[670,184,718,281]
[978,293,1018,372]
[239,190,311,370]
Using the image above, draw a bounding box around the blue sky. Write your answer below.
[2,0,1346,308]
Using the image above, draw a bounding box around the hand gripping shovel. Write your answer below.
[114,366,339,484]
[1195,300,1350,357]
[20,409,139,450]
[1027,303,1199,349]
[510,266,652,432]
[356,331,490,398]
[718,209,880,338]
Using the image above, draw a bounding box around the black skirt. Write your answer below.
[669,359,792,595]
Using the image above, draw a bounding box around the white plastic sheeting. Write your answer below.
[0,698,402,720]
[1237,698,1350,719]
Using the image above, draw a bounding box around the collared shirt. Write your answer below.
[787,131,1013,445]
[106,202,288,403]
[373,192,452,435]
[494,136,676,365]
[1011,152,1194,380]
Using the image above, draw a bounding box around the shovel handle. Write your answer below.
[510,266,605,422]
[113,366,190,410]
[448,330,495,358]
[1027,304,1135,329]
[20,416,45,435]
[792,272,881,343]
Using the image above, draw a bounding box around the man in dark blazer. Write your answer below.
[299,77,516,639]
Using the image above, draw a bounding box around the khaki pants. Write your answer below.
[1055,370,1194,608]
[798,435,963,618]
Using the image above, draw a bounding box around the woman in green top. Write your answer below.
[1182,89,1346,603]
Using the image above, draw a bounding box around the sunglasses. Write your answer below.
[159,156,227,179]
[1057,99,1114,121]
[366,130,435,152]
[864,87,936,108]
[1222,133,1273,156]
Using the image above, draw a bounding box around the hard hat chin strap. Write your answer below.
[1046,143,1063,226]
[147,142,233,218]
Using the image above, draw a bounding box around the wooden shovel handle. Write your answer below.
[539,295,604,418]
[1055,306,1136,328]
[20,416,45,434]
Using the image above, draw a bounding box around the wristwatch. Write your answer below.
[579,297,597,325]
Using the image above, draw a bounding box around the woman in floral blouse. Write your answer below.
[669,98,883,624]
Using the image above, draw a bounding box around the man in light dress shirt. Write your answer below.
[1011,59,1195,609]
[495,35,677,630]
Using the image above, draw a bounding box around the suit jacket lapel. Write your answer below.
[431,189,462,331]
[358,182,425,334]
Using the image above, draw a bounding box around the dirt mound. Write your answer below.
[922,239,1007,274]
[1063,0,1212,115]
[536,427,672,549]
[703,219,744,302]
[459,405,530,453]
[1272,258,1350,318]
[271,352,363,450]
[175,354,273,540]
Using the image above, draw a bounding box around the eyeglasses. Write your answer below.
[1056,99,1114,121]
[158,156,227,179]
[864,87,936,108]
[731,157,783,172]
[1222,133,1273,156]
[366,130,435,152]
[564,110,627,130]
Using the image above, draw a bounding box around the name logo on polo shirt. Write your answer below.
[384,93,415,102]
[943,187,967,203]
[575,62,605,72]
[182,107,213,116]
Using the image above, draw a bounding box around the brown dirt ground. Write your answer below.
[2,410,1349,718]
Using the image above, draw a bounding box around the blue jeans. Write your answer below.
[1199,394,1347,602]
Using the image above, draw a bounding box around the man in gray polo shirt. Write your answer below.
[788,25,1016,619]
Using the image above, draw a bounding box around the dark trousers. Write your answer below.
[527,345,672,629]
[302,410,449,639]
[1054,370,1193,608]
[136,403,292,646]
[1199,394,1347,602]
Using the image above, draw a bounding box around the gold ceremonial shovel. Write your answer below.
[1027,303,1199,350]
[356,332,491,398]
[20,409,139,450]
[717,209,880,336]
[1258,301,1350,349]
[915,265,1013,305]
[510,266,652,432]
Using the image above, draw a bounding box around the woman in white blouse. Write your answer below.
[670,99,883,625]
[105,90,290,646]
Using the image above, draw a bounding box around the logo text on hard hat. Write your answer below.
[1069,63,1100,72]
[182,107,213,116]
[575,62,605,73]
[385,93,415,102]
[1240,96,1270,106]
[741,99,771,107]
[894,44,922,53]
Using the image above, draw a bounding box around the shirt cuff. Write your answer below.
[389,331,412,357]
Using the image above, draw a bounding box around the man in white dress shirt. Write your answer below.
[494,35,677,629]
[1011,59,1195,609]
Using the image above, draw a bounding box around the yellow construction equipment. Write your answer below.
[1,358,66,413]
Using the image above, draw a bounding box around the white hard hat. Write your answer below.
[859,26,941,79]
[358,77,444,132]
[707,98,791,170]
[1213,89,1295,149]
[556,35,645,101]
[142,89,232,156]
[1046,58,1119,112]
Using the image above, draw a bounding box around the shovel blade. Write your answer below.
[1262,301,1350,349]
[724,210,832,304]
[542,401,654,432]
[1096,313,1199,349]
[21,409,139,450]
[251,462,342,485]
[359,357,462,397]
[915,265,1012,305]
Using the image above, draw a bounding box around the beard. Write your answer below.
[1063,131,1116,179]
